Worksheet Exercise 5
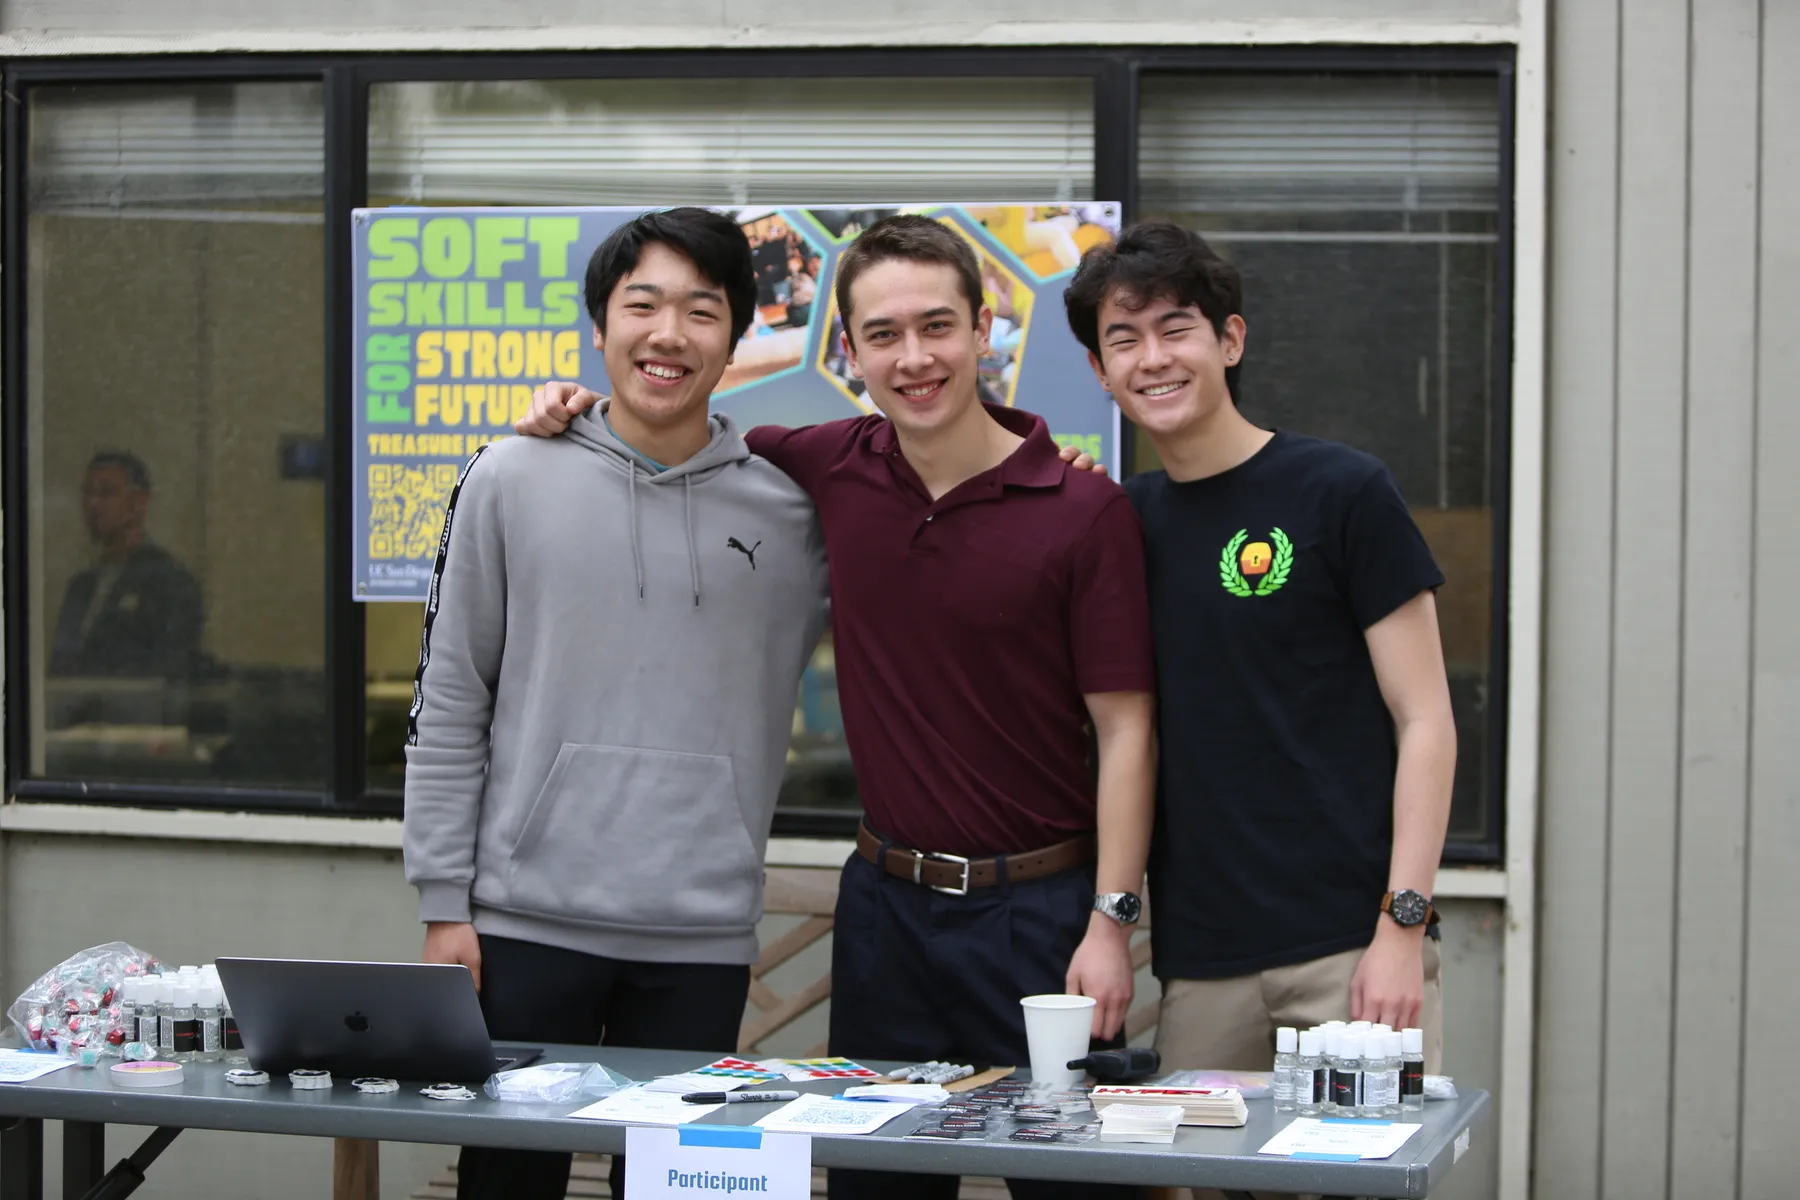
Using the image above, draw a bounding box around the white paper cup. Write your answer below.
[1021,993,1096,1087]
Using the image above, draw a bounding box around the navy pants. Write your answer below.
[456,935,749,1200]
[827,850,1143,1200]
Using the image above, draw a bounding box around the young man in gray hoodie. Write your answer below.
[402,208,829,1200]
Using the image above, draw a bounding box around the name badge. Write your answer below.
[625,1125,811,1197]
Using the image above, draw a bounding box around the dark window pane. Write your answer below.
[26,82,327,789]
[1138,73,1501,848]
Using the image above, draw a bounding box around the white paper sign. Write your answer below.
[1256,1117,1424,1160]
[755,1092,915,1135]
[568,1087,723,1126]
[0,1050,76,1084]
[626,1125,812,1198]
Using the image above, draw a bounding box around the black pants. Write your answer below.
[456,935,749,1200]
[826,851,1142,1200]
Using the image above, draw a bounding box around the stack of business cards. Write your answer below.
[1097,1102,1184,1143]
[1091,1085,1248,1127]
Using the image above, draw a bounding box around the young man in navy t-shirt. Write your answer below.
[1063,221,1458,1078]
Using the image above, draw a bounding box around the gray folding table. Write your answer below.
[0,1046,1488,1199]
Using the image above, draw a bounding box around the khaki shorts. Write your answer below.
[1155,938,1444,1073]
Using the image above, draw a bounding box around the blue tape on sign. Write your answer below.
[1321,1118,1391,1126]
[679,1127,764,1150]
[1292,1152,1363,1162]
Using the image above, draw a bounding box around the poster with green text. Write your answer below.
[351,203,1121,601]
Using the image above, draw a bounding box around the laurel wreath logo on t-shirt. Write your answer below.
[1219,528,1294,597]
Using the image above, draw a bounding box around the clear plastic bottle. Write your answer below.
[1273,1026,1300,1112]
[117,979,139,1046]
[1366,1032,1401,1117]
[165,981,199,1062]
[149,977,173,1052]
[195,980,223,1063]
[1298,1029,1326,1117]
[1332,1032,1364,1117]
[1401,1027,1426,1111]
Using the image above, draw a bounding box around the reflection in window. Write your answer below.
[1139,74,1501,846]
[361,76,1094,813]
[26,82,327,788]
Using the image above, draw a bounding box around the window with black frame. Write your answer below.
[357,75,1097,819]
[20,81,329,791]
[1137,72,1503,852]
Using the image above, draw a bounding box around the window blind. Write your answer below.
[367,78,1095,206]
[1140,74,1500,214]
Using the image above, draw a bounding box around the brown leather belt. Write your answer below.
[855,823,1096,895]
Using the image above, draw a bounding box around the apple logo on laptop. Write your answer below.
[344,1012,370,1034]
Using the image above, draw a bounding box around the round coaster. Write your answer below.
[225,1069,270,1087]
[110,1061,185,1089]
[420,1082,477,1101]
[289,1069,333,1090]
[352,1077,400,1094]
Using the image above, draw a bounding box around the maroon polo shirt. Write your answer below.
[747,404,1155,857]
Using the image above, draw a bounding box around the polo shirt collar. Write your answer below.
[865,402,1067,491]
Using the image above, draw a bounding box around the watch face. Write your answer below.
[1102,893,1142,924]
[1391,890,1429,926]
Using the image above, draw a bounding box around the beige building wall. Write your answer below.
[1534,1,1798,1197]
[0,0,1519,50]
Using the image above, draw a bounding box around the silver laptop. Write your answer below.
[215,958,540,1083]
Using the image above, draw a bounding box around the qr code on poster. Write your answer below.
[368,463,460,561]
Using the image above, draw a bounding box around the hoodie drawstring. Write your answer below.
[685,475,700,608]
[628,464,645,602]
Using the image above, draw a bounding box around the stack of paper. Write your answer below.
[1091,1085,1248,1127]
[1098,1102,1184,1143]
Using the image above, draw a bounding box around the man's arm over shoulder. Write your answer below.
[404,446,508,926]
[745,417,869,498]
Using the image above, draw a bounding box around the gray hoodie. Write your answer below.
[403,406,828,965]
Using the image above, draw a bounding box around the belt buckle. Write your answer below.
[916,850,971,896]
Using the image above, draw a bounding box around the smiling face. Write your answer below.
[594,240,737,432]
[842,258,992,441]
[1088,289,1245,441]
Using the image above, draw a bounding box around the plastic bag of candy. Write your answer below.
[6,941,160,1060]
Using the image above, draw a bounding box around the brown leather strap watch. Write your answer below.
[1381,889,1438,928]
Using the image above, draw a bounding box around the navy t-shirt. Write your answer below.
[1126,431,1445,979]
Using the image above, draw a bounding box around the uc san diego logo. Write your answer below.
[1219,528,1294,597]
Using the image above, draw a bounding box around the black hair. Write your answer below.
[87,450,151,492]
[583,207,759,346]
[1064,219,1244,403]
[835,214,985,345]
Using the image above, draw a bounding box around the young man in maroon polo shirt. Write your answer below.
[523,216,1156,1200]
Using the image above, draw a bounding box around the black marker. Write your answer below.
[681,1089,800,1105]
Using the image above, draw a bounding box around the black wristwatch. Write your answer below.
[1381,889,1437,928]
[1093,892,1142,927]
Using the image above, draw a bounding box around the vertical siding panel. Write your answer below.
[1669,2,1761,1195]
[1534,1,1622,1195]
[1601,2,1689,1196]
[1738,3,1800,1195]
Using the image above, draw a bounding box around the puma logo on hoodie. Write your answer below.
[727,537,761,569]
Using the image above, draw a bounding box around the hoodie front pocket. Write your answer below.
[506,744,761,933]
